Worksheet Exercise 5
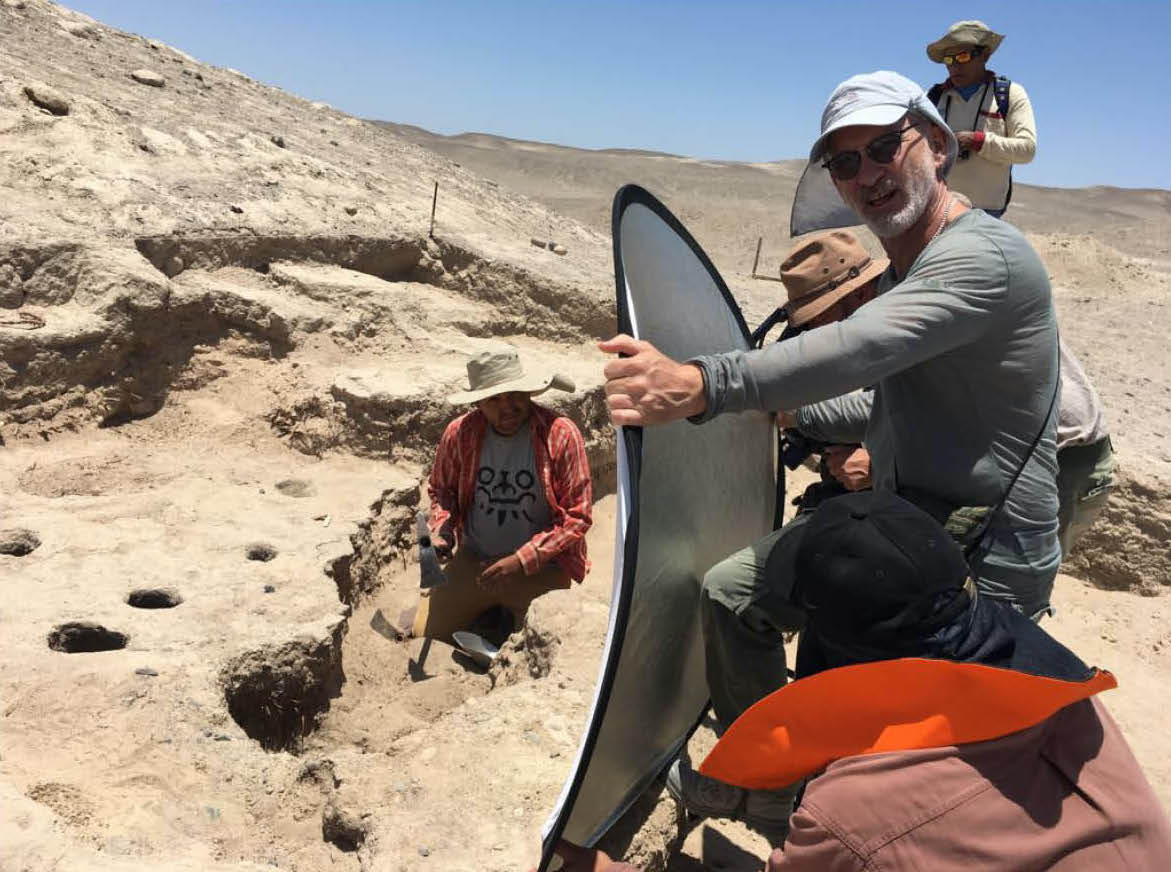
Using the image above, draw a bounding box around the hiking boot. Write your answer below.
[665,757,795,847]
[665,757,744,819]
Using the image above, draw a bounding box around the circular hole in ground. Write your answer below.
[126,588,183,609]
[0,528,41,557]
[245,542,278,562]
[275,478,316,498]
[48,622,129,653]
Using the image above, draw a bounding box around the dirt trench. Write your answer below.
[1,233,616,443]
[134,232,614,342]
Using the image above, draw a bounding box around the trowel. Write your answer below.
[452,630,500,669]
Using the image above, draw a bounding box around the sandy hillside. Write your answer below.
[1,2,1169,872]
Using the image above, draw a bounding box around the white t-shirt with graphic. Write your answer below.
[462,425,552,560]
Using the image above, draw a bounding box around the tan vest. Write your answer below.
[935,77,1036,211]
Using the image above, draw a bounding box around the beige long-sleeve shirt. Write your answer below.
[934,74,1036,211]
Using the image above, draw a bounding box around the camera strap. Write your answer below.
[892,345,1060,561]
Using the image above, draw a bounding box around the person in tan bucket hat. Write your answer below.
[414,346,593,643]
[782,229,888,329]
[924,19,1035,217]
[775,230,888,509]
[783,221,1115,556]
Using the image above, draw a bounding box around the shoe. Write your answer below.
[665,757,744,819]
[665,757,795,846]
[666,757,744,819]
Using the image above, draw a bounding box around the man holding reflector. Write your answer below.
[600,70,1062,836]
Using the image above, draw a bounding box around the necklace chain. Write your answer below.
[928,196,954,245]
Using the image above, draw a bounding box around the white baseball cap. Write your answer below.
[792,71,958,236]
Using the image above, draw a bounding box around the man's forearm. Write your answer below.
[981,85,1036,165]
[687,254,1005,420]
[794,390,874,444]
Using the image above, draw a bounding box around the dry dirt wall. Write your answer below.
[1067,470,1171,596]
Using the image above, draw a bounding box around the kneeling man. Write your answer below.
[415,346,592,641]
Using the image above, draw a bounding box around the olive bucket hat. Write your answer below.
[446,347,574,405]
[926,20,1005,64]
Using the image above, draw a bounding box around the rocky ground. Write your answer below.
[1,2,1169,871]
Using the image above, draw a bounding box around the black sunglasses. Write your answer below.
[822,125,923,182]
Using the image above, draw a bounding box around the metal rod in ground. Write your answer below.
[751,236,763,277]
[429,181,438,238]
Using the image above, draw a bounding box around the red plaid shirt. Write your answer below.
[427,403,592,581]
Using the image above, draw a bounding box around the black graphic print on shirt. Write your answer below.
[476,465,538,526]
[463,426,551,559]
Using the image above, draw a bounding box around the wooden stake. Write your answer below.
[429,181,438,239]
[751,236,763,277]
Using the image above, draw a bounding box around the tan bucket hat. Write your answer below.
[446,347,574,405]
[927,20,1005,64]
[782,230,889,327]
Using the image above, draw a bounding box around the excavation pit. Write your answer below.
[0,528,41,556]
[221,627,345,752]
[246,543,278,562]
[126,588,183,609]
[322,804,367,853]
[275,479,316,498]
[48,622,129,653]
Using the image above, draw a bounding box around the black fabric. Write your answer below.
[796,594,1094,685]
[794,476,850,515]
[791,491,1095,685]
[792,490,971,645]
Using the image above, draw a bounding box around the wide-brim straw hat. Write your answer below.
[927,20,1005,64]
[783,230,889,327]
[446,347,574,405]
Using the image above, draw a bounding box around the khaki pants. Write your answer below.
[412,548,572,641]
[700,513,810,732]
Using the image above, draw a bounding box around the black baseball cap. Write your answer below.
[793,490,972,645]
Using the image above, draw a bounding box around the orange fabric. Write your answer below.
[700,658,1116,790]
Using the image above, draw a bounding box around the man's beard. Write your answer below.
[860,148,937,239]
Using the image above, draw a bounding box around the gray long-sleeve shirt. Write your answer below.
[797,340,1109,451]
[794,389,873,445]
[694,209,1061,609]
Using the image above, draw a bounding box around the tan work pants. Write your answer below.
[412,548,571,641]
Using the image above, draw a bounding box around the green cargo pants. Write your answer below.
[700,513,810,732]
[1056,436,1116,558]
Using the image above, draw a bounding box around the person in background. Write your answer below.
[1052,343,1115,556]
[925,19,1035,217]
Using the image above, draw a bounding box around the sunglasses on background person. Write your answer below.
[942,45,985,65]
[821,125,924,182]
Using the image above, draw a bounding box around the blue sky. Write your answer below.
[70,1,1170,190]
